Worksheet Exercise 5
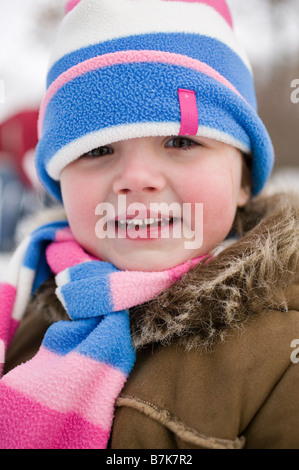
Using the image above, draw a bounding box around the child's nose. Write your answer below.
[112,153,166,195]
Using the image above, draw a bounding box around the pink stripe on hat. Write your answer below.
[65,0,82,14]
[162,0,233,28]
[65,0,233,25]
[38,50,242,137]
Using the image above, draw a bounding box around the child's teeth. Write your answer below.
[134,218,156,226]
[118,217,173,227]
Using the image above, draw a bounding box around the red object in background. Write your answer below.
[0,109,39,188]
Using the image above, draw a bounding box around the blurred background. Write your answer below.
[0,0,299,272]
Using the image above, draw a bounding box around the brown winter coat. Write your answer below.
[4,188,299,449]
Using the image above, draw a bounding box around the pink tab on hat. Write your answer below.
[178,89,199,136]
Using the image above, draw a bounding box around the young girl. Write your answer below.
[1,0,299,449]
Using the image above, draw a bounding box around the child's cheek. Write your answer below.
[207,192,238,243]
[61,174,98,241]
[183,175,235,234]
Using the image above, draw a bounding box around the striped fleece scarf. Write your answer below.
[0,221,205,449]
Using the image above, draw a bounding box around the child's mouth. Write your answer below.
[114,216,181,239]
[116,216,174,230]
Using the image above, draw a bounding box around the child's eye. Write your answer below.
[165,137,199,150]
[82,146,114,158]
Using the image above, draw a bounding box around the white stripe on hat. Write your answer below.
[46,121,250,181]
[50,0,252,72]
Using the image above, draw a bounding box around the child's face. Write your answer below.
[60,136,249,271]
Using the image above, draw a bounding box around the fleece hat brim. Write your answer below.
[36,0,274,201]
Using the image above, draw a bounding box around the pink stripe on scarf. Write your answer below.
[3,347,127,430]
[0,383,109,449]
[0,284,17,349]
[55,226,74,242]
[110,256,205,311]
[168,256,205,282]
[46,240,93,274]
[38,50,242,137]
[110,270,174,311]
[48,229,98,273]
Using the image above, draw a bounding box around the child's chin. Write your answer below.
[110,253,195,272]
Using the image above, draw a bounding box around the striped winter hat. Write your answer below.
[36,0,274,201]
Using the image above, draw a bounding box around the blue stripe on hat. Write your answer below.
[38,62,252,172]
[37,61,273,199]
[47,33,256,107]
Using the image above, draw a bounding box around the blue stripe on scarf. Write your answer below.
[43,259,135,374]
[23,221,69,293]
[42,312,135,375]
[76,312,135,375]
[60,262,118,319]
